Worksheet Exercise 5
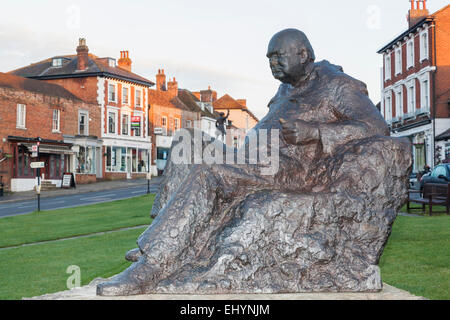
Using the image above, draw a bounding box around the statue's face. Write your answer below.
[266,32,309,84]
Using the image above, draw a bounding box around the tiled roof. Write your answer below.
[178,89,218,119]
[148,89,178,109]
[213,94,245,109]
[9,54,154,87]
[213,94,259,122]
[0,72,82,101]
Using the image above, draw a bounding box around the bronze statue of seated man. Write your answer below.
[97,29,411,296]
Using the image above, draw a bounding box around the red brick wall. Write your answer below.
[104,172,127,180]
[0,85,99,191]
[45,77,99,105]
[74,174,97,184]
[434,9,450,118]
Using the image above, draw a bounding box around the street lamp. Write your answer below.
[36,137,42,212]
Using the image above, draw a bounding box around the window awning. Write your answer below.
[23,143,75,155]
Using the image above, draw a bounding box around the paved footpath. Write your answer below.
[26,278,425,300]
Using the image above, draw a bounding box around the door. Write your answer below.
[127,155,132,179]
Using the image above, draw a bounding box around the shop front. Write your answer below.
[103,139,151,180]
[64,135,103,184]
[8,136,74,192]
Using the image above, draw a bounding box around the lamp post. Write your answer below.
[147,148,151,194]
[36,137,42,212]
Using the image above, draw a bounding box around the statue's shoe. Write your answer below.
[125,248,142,262]
[96,258,158,296]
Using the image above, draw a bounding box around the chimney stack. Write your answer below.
[118,50,132,72]
[156,69,166,91]
[76,38,89,71]
[167,77,178,98]
[408,0,429,28]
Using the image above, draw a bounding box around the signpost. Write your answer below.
[33,139,42,212]
[30,162,45,169]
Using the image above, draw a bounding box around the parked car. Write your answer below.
[419,164,450,190]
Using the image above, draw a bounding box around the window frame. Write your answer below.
[406,39,415,69]
[52,109,60,132]
[78,110,89,136]
[16,104,26,129]
[135,89,142,107]
[384,53,391,81]
[122,113,130,136]
[122,86,129,105]
[108,83,117,103]
[394,87,403,120]
[406,81,416,116]
[420,29,429,62]
[108,110,118,134]
[395,47,402,75]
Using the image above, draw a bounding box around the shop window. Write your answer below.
[138,149,148,173]
[76,146,96,174]
[106,146,126,172]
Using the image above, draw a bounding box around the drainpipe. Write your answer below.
[432,20,437,167]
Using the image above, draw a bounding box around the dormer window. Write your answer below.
[52,58,63,67]
[108,58,116,68]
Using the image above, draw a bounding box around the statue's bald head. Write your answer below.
[267,29,316,84]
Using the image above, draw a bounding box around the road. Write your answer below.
[0,184,160,218]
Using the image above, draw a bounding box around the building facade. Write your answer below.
[0,73,100,192]
[9,39,155,181]
[378,1,450,172]
[148,70,201,175]
[212,94,259,148]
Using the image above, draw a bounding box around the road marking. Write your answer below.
[17,205,35,209]
[79,196,113,201]
[131,190,146,194]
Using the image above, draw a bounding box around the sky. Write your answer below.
[1,0,449,120]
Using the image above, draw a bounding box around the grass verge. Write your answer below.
[0,227,145,300]
[0,194,154,248]
[379,215,450,300]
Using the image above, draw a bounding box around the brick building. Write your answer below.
[378,1,450,172]
[212,94,259,147]
[9,39,155,181]
[0,73,100,192]
[148,69,201,175]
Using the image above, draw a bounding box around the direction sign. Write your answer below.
[30,162,45,169]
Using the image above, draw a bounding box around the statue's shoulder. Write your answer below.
[268,83,290,108]
[315,60,368,96]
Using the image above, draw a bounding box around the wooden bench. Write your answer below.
[407,183,450,216]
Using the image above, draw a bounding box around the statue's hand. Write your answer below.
[280,118,320,145]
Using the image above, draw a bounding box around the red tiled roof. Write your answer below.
[9,54,154,87]
[0,72,82,101]
[213,94,259,121]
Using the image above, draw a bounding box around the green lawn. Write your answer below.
[0,227,145,300]
[0,194,155,248]
[379,215,450,300]
[0,194,448,300]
